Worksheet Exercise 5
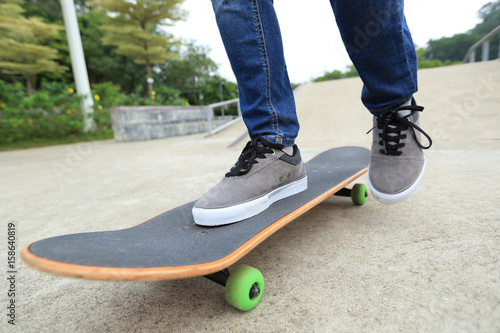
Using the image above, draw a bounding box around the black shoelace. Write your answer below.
[226,136,284,177]
[368,100,433,156]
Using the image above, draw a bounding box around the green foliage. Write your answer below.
[160,42,219,104]
[151,85,189,106]
[478,1,500,30]
[200,76,238,105]
[0,0,67,95]
[21,0,64,23]
[0,79,83,143]
[313,65,359,83]
[0,78,25,105]
[199,75,239,116]
[0,79,190,145]
[77,10,147,94]
[0,2,223,101]
[427,34,477,63]
[91,81,127,107]
[427,0,500,62]
[416,47,459,69]
[91,0,186,91]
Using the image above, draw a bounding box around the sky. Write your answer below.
[168,0,493,83]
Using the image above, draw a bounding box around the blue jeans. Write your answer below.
[211,0,418,145]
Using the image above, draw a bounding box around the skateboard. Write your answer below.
[21,146,370,311]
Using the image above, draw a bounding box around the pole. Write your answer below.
[60,0,95,131]
[482,41,490,62]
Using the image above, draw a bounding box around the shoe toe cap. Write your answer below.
[368,156,425,194]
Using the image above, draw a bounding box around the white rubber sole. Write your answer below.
[368,157,426,204]
[193,176,308,226]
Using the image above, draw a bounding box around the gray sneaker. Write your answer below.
[193,136,307,226]
[368,98,432,203]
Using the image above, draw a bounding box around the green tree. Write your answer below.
[427,34,476,62]
[416,47,457,69]
[0,0,67,95]
[21,0,90,22]
[427,0,500,62]
[11,2,150,94]
[200,75,239,115]
[78,10,147,93]
[478,1,500,28]
[313,65,359,83]
[90,0,186,92]
[159,42,218,104]
[476,0,500,59]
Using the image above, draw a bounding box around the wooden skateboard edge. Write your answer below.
[20,167,367,282]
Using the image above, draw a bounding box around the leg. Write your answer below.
[330,0,417,114]
[211,0,299,145]
[330,0,432,203]
[193,1,307,225]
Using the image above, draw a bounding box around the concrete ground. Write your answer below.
[2,60,499,332]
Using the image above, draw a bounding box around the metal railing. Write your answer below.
[463,24,500,63]
[206,98,242,136]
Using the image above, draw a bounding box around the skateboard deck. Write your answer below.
[21,146,370,311]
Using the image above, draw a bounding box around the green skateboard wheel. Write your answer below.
[351,183,368,205]
[225,265,264,311]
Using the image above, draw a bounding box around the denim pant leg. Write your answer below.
[330,0,418,115]
[211,0,299,145]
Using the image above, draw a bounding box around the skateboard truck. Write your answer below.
[334,184,368,205]
[205,269,261,299]
[205,269,230,287]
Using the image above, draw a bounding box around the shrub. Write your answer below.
[0,80,190,145]
[0,79,84,143]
